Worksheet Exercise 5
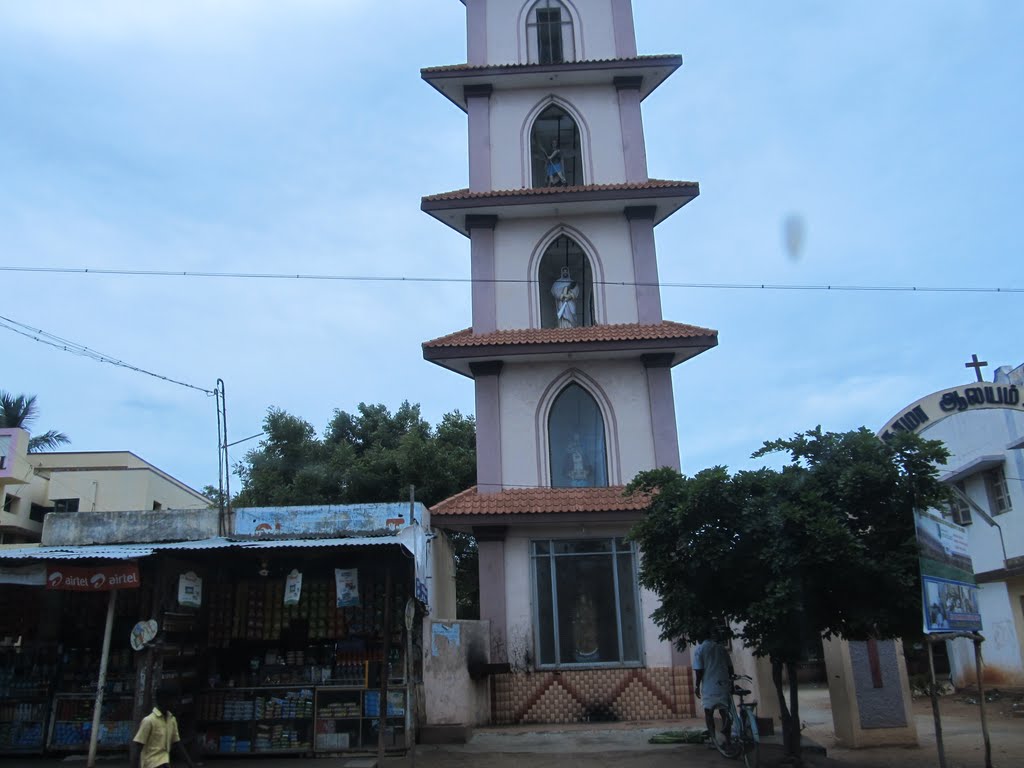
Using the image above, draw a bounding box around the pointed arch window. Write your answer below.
[526,0,576,65]
[531,105,582,188]
[548,383,608,488]
[539,235,594,329]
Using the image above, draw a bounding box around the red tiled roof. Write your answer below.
[422,179,696,204]
[430,486,651,517]
[423,322,717,350]
[421,55,680,75]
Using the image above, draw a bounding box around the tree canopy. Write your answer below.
[627,426,950,761]
[0,391,70,452]
[232,401,479,617]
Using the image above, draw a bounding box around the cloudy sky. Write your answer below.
[2,1,1021,496]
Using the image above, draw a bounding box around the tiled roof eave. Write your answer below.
[421,180,698,207]
[420,54,682,77]
[422,323,720,351]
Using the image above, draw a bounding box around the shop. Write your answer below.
[0,508,435,760]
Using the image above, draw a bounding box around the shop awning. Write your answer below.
[0,533,416,563]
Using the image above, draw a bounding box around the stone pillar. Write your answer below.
[823,637,918,748]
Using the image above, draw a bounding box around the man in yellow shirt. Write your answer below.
[131,687,196,768]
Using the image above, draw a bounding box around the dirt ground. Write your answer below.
[1,684,1020,768]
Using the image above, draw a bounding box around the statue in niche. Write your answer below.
[550,266,580,328]
[566,432,590,486]
[542,139,567,186]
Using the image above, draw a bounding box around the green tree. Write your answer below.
[233,402,479,617]
[0,391,70,452]
[627,427,950,764]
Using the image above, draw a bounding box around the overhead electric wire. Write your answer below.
[0,265,1020,294]
[0,313,214,395]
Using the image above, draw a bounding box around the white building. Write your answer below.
[421,0,715,724]
[880,360,1024,687]
[0,427,209,543]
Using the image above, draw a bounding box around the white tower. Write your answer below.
[423,0,716,724]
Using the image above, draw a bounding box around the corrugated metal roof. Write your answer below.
[0,536,410,562]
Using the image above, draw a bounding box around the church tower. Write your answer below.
[422,0,716,724]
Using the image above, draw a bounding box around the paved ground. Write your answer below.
[4,684,1020,768]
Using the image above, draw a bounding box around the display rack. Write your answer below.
[197,686,314,755]
[0,646,53,754]
[47,693,134,751]
[315,686,406,753]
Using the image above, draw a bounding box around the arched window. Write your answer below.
[538,235,594,329]
[548,383,608,488]
[531,105,583,188]
[526,0,575,65]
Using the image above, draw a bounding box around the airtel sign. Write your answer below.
[45,564,141,591]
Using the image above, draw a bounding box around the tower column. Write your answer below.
[465,0,488,66]
[474,526,508,663]
[470,361,503,494]
[468,215,498,334]
[626,206,662,323]
[465,85,493,192]
[644,354,681,471]
[615,77,648,183]
[610,0,638,58]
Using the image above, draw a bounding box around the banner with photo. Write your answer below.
[914,510,982,633]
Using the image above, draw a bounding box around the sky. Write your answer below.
[2,1,1022,496]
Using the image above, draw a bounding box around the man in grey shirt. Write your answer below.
[693,634,734,746]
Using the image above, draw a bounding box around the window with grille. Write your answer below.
[948,481,972,526]
[983,467,1012,515]
[527,1,575,65]
[52,498,79,513]
[532,538,642,667]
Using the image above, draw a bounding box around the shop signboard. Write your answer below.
[914,510,982,633]
[45,564,141,591]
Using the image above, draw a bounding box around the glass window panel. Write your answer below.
[535,555,556,665]
[555,554,618,663]
[553,539,612,555]
[617,552,641,662]
[533,540,550,555]
[548,384,608,488]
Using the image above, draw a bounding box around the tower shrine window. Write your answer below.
[539,235,594,329]
[526,0,575,65]
[531,105,583,187]
[548,383,608,488]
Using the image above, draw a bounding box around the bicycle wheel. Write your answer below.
[738,710,760,768]
[708,703,741,758]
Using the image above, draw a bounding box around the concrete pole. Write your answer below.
[926,639,946,768]
[973,636,993,768]
[87,589,118,768]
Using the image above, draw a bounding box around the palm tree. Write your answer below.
[0,391,70,452]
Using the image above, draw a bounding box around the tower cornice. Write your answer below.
[421,180,698,236]
[422,55,681,112]
[422,321,718,378]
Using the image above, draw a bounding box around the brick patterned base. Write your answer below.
[492,667,695,724]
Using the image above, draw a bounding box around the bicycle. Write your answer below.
[708,673,760,768]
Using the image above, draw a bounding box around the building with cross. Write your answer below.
[879,359,1024,687]
[420,1,716,723]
